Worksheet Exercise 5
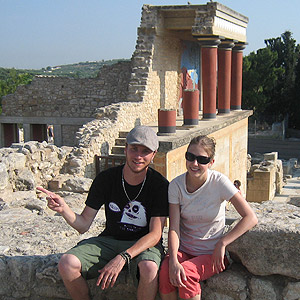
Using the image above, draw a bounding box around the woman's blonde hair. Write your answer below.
[188,135,216,159]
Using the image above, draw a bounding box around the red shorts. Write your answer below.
[159,250,228,299]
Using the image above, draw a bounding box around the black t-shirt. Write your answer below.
[86,165,169,240]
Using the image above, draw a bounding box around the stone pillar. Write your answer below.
[23,124,31,142]
[218,41,234,114]
[53,125,62,147]
[231,43,246,110]
[197,38,221,119]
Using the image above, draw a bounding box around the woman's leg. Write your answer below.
[178,254,218,299]
[159,251,191,299]
[160,290,178,300]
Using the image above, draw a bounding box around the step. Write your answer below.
[115,138,126,146]
[119,131,129,138]
[111,146,125,155]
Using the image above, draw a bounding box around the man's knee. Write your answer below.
[58,253,82,277]
[138,260,158,281]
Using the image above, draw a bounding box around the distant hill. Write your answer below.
[0,59,129,80]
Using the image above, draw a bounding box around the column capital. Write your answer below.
[233,42,247,52]
[218,39,236,50]
[194,35,222,47]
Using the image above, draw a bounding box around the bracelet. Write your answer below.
[120,250,132,265]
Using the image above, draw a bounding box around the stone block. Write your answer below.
[283,282,300,300]
[48,180,63,191]
[0,163,9,190]
[15,169,36,191]
[7,152,26,170]
[228,202,300,280]
[253,169,271,180]
[263,152,278,162]
[249,277,277,300]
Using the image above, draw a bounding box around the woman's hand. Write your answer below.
[169,260,187,288]
[211,241,226,274]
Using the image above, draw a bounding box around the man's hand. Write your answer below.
[36,186,66,214]
[37,187,98,234]
[96,255,126,289]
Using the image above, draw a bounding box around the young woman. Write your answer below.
[159,135,258,300]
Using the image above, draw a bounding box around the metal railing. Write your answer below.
[95,155,126,175]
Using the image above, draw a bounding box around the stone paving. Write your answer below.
[273,165,300,203]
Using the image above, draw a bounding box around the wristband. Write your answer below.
[120,250,132,265]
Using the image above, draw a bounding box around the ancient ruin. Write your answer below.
[0,2,299,299]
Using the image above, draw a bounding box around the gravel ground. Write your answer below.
[0,191,106,256]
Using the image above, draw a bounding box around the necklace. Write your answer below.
[122,170,147,202]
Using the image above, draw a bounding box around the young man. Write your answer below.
[38,125,169,300]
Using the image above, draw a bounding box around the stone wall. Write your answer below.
[0,141,72,194]
[70,100,156,178]
[0,61,134,147]
[127,4,183,116]
[1,61,132,118]
[148,8,182,110]
[0,194,299,300]
[151,111,251,202]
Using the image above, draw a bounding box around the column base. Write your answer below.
[218,109,231,114]
[231,105,242,110]
[183,119,199,125]
[158,126,176,135]
[203,113,216,119]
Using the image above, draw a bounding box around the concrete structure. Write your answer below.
[0,2,250,193]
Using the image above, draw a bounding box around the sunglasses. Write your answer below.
[185,151,211,165]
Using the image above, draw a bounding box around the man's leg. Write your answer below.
[137,260,159,300]
[128,243,165,299]
[58,253,90,300]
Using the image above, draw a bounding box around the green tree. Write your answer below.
[243,31,300,128]
[242,48,282,120]
[0,69,33,105]
[292,52,300,128]
[264,31,300,125]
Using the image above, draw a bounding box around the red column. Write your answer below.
[200,38,220,119]
[183,89,199,125]
[218,41,234,114]
[231,43,246,110]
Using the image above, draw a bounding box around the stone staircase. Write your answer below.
[95,131,128,174]
[111,131,128,156]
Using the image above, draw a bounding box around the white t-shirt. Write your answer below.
[168,169,238,256]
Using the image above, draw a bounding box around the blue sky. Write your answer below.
[1,0,300,69]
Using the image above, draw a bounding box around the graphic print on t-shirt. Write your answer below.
[121,200,147,227]
[108,200,147,232]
